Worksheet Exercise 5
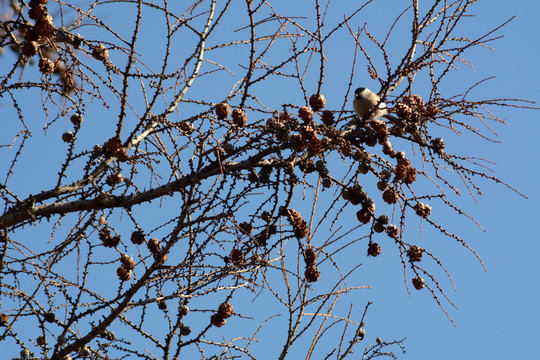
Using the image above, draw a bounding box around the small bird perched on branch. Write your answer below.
[353,87,397,121]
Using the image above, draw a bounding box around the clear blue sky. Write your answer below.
[347,1,540,359]
[1,1,539,359]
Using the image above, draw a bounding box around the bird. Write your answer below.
[353,87,396,121]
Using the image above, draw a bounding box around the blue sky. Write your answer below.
[354,1,540,359]
[333,1,540,359]
[1,1,539,359]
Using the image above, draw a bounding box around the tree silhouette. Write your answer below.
[0,1,533,359]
